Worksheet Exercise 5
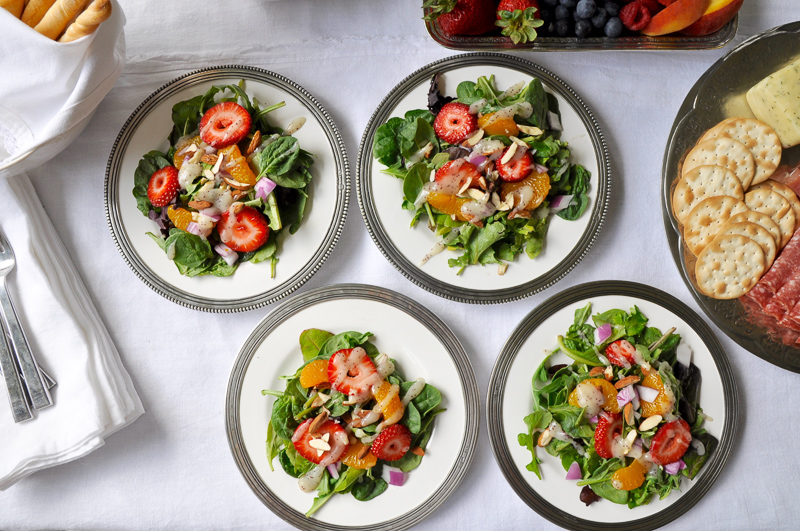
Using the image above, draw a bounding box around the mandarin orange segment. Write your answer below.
[374,380,404,425]
[478,112,520,137]
[299,359,329,388]
[219,145,257,186]
[640,373,675,418]
[500,171,550,211]
[427,191,470,221]
[568,378,620,414]
[611,459,647,491]
[167,206,193,231]
[173,136,203,169]
[342,443,378,470]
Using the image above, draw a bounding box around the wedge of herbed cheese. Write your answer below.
[746,58,800,148]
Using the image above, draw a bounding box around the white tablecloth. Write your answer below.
[2,1,798,529]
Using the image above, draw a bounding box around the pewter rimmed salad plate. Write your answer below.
[225,284,479,530]
[487,281,737,531]
[357,53,610,304]
[105,66,348,312]
[661,21,800,372]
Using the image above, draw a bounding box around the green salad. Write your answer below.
[519,303,717,508]
[372,72,591,274]
[264,329,445,516]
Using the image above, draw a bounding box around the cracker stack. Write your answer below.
[672,117,797,300]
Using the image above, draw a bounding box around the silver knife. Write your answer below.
[0,324,32,422]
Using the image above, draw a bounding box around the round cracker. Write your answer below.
[695,234,766,299]
[682,137,756,189]
[749,179,800,227]
[717,221,777,269]
[725,210,782,247]
[672,165,744,224]
[684,195,749,256]
[744,188,796,248]
[699,117,782,185]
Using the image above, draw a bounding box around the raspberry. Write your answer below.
[619,1,651,31]
[637,0,662,13]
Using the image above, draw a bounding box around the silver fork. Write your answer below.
[0,228,52,411]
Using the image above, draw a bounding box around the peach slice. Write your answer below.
[681,0,743,37]
[641,0,710,37]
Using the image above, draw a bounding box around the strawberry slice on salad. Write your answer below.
[328,347,379,396]
[147,166,180,208]
[199,102,252,148]
[435,159,483,190]
[370,424,412,461]
[217,206,269,252]
[292,418,350,466]
[497,147,533,183]
[433,102,477,145]
[594,412,623,459]
[605,339,637,368]
[649,419,692,465]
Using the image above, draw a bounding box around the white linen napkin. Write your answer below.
[0,0,125,177]
[0,173,144,490]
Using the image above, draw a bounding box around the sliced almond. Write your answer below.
[308,437,331,453]
[537,428,552,447]
[623,402,634,426]
[464,128,484,147]
[201,154,218,166]
[518,124,544,136]
[430,169,436,182]
[357,444,371,459]
[614,375,641,389]
[309,409,329,434]
[509,136,527,148]
[491,192,501,207]
[212,153,225,174]
[498,263,508,276]
[188,200,212,210]
[247,130,262,156]
[589,366,605,377]
[231,190,248,201]
[500,142,518,164]
[467,188,486,201]
[478,176,487,189]
[311,395,326,408]
[604,366,613,381]
[625,429,638,445]
[638,414,662,432]
[221,172,253,191]
[203,169,215,181]
[457,177,473,195]
[231,202,244,215]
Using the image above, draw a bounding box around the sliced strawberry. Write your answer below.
[649,419,692,465]
[327,347,379,396]
[199,102,252,149]
[217,206,269,252]
[147,166,180,208]
[292,418,350,466]
[594,412,623,459]
[496,148,532,182]
[434,102,477,145]
[435,159,483,191]
[371,424,412,462]
[605,339,636,368]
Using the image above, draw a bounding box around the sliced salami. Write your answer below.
[771,163,800,197]
[764,274,800,319]
[745,282,775,309]
[748,228,800,297]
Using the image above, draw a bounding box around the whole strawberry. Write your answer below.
[423,0,498,36]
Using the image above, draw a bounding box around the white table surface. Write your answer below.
[2,1,799,529]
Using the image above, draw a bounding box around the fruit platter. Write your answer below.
[423,0,740,51]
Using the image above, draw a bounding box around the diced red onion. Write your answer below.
[467,152,488,167]
[637,385,660,403]
[214,243,239,267]
[664,459,687,475]
[389,469,408,487]
[589,415,598,424]
[533,162,548,174]
[549,195,574,213]
[547,111,562,131]
[616,385,637,408]
[327,463,340,480]
[255,177,277,202]
[186,222,202,236]
[594,323,612,344]
[565,461,582,480]
[200,208,221,221]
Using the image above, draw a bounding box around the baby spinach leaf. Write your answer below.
[574,302,592,327]
[352,476,388,502]
[319,331,374,358]
[133,150,171,215]
[556,164,591,221]
[208,257,238,277]
[300,329,334,361]
[271,395,296,441]
[401,401,421,434]
[163,229,214,277]
[398,117,439,162]
[403,163,427,203]
[373,117,405,167]
[258,136,300,176]
[401,382,442,417]
[592,481,629,505]
[170,95,204,144]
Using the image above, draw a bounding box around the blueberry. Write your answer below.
[591,7,608,28]
[604,16,623,37]
[603,1,619,17]
[576,0,596,19]
[542,0,560,7]
[539,8,554,22]
[555,18,571,37]
[573,9,583,21]
[555,5,570,19]
[575,19,592,38]
[559,0,577,8]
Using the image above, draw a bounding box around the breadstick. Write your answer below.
[21,0,56,26]
[1,0,25,18]
[33,0,87,40]
[59,0,110,43]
